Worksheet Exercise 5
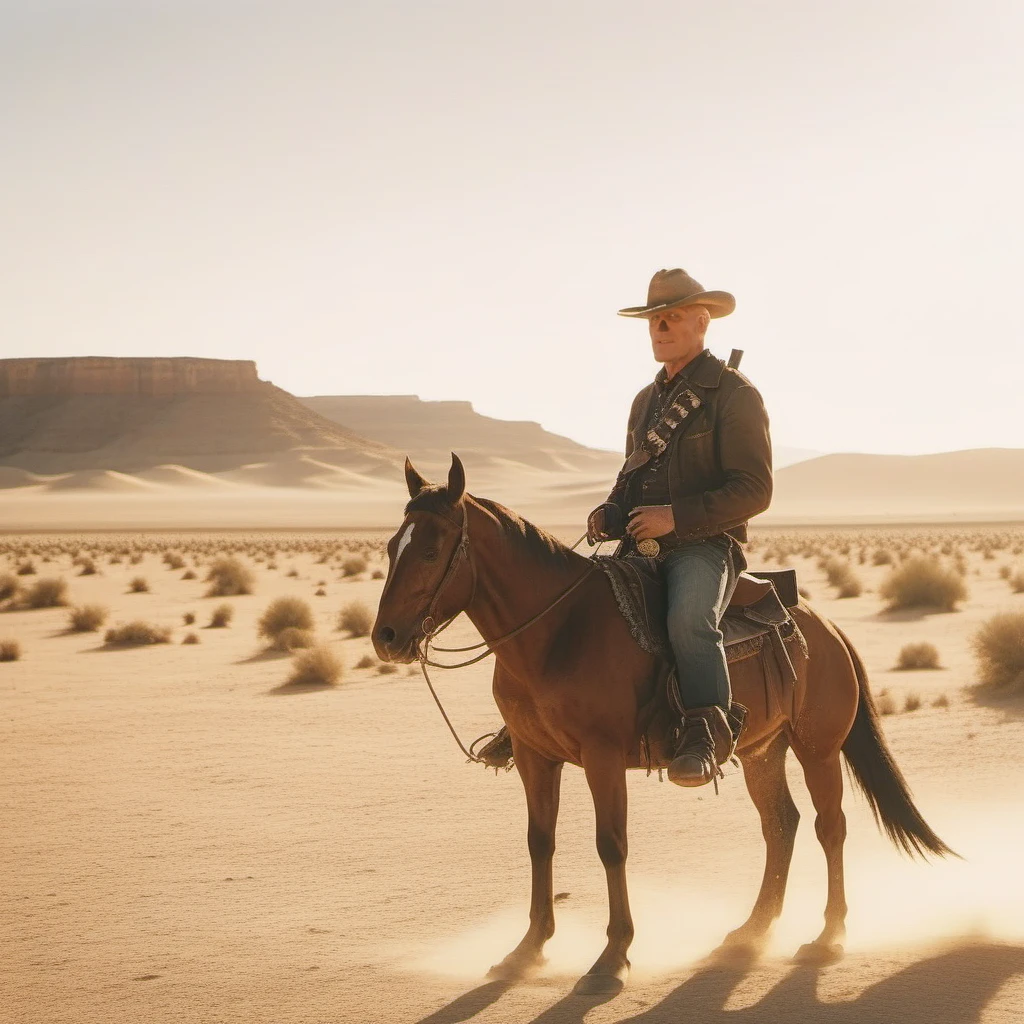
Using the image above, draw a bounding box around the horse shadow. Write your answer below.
[412,940,1024,1024]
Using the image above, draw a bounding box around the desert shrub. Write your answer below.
[341,556,368,578]
[272,626,315,652]
[182,632,200,645]
[204,557,254,597]
[104,621,172,646]
[871,549,893,566]
[285,644,343,686]
[68,604,109,632]
[377,662,399,675]
[286,568,299,578]
[932,693,950,708]
[16,560,36,576]
[25,577,69,608]
[0,638,21,661]
[877,689,897,716]
[0,574,20,603]
[836,574,863,599]
[208,603,234,628]
[257,596,314,643]
[183,611,196,625]
[879,557,967,611]
[895,642,941,670]
[315,587,327,597]
[182,570,197,581]
[822,558,862,598]
[1009,570,1024,594]
[903,692,922,712]
[972,611,1024,692]
[355,654,377,669]
[128,576,150,593]
[163,553,185,570]
[76,557,98,576]
[338,600,373,637]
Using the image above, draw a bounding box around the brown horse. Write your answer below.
[372,455,954,995]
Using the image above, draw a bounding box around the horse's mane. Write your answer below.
[405,487,583,572]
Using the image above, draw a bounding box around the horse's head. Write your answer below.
[373,453,474,663]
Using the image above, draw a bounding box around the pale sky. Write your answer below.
[3,0,1022,454]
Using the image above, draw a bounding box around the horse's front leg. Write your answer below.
[575,747,633,995]
[488,740,563,980]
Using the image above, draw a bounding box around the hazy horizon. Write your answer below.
[3,0,1023,455]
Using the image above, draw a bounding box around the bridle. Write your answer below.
[398,500,597,763]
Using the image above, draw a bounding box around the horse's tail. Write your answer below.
[834,623,957,859]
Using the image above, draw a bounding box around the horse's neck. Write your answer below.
[462,500,588,670]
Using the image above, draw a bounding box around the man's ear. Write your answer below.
[405,457,430,498]
[447,453,466,503]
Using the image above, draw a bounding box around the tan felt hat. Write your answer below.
[617,268,735,319]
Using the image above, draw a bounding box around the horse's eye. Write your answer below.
[423,549,439,562]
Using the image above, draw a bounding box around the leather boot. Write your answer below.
[667,705,735,788]
[474,725,514,770]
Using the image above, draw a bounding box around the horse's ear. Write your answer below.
[405,457,429,498]
[447,453,466,503]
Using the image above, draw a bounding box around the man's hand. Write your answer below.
[587,506,609,545]
[627,505,675,541]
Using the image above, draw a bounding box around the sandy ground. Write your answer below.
[4,527,1024,1023]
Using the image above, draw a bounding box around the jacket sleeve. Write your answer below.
[671,384,773,539]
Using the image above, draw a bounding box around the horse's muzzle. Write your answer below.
[373,624,418,664]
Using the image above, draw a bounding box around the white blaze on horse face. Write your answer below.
[394,521,415,567]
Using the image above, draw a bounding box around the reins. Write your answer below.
[412,510,597,763]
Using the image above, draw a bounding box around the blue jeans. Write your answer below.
[661,536,743,710]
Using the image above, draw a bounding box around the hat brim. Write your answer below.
[617,290,736,319]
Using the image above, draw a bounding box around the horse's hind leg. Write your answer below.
[488,742,563,980]
[720,730,800,955]
[792,751,847,964]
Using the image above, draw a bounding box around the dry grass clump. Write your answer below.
[338,601,374,637]
[163,552,186,570]
[204,557,255,597]
[75,557,98,576]
[877,689,897,716]
[355,654,377,669]
[128,576,150,593]
[16,560,36,576]
[208,603,234,628]
[371,569,385,580]
[182,569,197,581]
[0,574,20,603]
[68,604,109,632]
[182,632,200,645]
[272,627,315,652]
[183,611,196,625]
[104,621,172,646]
[377,662,399,675]
[903,692,922,712]
[341,556,368,578]
[972,611,1024,693]
[932,692,950,708]
[257,597,315,645]
[25,577,69,608]
[895,642,941,670]
[1008,570,1024,594]
[285,644,343,687]
[821,558,862,598]
[0,638,21,661]
[879,557,967,612]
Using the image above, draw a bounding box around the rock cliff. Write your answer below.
[0,357,260,397]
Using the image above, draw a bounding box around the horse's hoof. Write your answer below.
[709,940,762,967]
[573,968,627,996]
[487,954,544,981]
[793,941,844,966]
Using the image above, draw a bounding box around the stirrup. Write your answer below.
[470,726,514,772]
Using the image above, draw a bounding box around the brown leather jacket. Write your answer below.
[599,350,772,544]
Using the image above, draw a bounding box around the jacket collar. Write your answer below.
[655,349,725,391]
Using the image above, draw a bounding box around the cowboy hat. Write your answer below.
[617,268,735,319]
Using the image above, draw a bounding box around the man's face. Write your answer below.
[647,304,708,365]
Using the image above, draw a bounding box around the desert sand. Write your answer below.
[3,524,1024,1024]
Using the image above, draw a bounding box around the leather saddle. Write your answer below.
[594,556,799,662]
